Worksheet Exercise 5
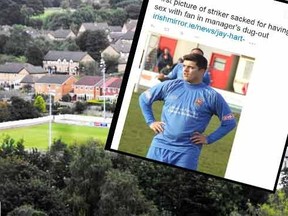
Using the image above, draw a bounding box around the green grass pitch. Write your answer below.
[0,123,109,150]
[118,91,239,178]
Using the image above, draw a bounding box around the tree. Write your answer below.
[0,54,25,65]
[0,0,23,25]
[71,5,95,27]
[61,94,72,102]
[34,95,47,113]
[124,3,142,19]
[64,141,112,215]
[43,12,72,30]
[33,37,55,55]
[0,135,25,158]
[0,101,10,122]
[0,157,71,215]
[20,5,34,26]
[8,96,41,121]
[0,34,8,54]
[79,61,99,76]
[25,45,44,66]
[102,53,119,74]
[76,30,109,62]
[111,154,269,215]
[109,8,128,26]
[255,190,288,216]
[3,25,33,56]
[7,205,47,216]
[26,0,45,15]
[95,8,127,26]
[74,101,87,114]
[98,169,159,216]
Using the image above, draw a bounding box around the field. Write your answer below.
[0,123,109,150]
[31,7,67,20]
[118,91,239,178]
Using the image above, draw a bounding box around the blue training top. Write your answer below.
[139,79,236,154]
[167,63,211,85]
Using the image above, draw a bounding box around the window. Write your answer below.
[213,58,226,71]
[243,60,254,80]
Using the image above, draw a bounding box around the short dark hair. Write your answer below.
[191,48,204,55]
[183,53,208,70]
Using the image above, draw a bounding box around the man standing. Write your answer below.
[158,48,211,85]
[139,54,236,170]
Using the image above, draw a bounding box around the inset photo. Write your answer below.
[111,32,254,178]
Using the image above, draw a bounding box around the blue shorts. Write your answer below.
[146,146,199,170]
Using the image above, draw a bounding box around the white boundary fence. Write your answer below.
[0,115,112,130]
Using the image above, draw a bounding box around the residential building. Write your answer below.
[78,22,110,35]
[102,40,131,73]
[47,29,76,41]
[43,50,95,75]
[97,77,122,100]
[0,62,46,88]
[73,75,103,101]
[122,19,138,33]
[35,74,78,101]
[20,75,40,89]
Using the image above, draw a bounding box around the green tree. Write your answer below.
[3,25,33,56]
[33,37,55,55]
[71,5,95,27]
[255,190,288,216]
[64,141,112,215]
[98,169,159,216]
[0,157,71,215]
[0,101,10,122]
[7,205,47,216]
[34,95,47,113]
[61,94,72,102]
[43,12,72,30]
[95,8,127,26]
[124,3,142,19]
[8,96,41,120]
[26,0,44,15]
[109,8,128,26]
[0,0,23,25]
[102,53,119,74]
[0,54,27,64]
[79,61,99,76]
[20,4,34,26]
[0,34,8,53]
[0,134,25,158]
[25,45,44,66]
[76,30,109,61]
[74,101,87,114]
[111,154,269,215]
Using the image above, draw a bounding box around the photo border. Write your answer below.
[105,0,288,193]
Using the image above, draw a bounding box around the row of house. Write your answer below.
[0,62,122,102]
[0,19,137,74]
[33,74,122,102]
[0,46,129,85]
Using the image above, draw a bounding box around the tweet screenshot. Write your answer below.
[105,0,288,192]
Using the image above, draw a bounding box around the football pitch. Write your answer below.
[0,123,109,150]
[118,91,239,178]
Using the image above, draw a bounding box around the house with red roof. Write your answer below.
[97,77,122,100]
[73,75,103,101]
[72,75,122,101]
[35,74,78,101]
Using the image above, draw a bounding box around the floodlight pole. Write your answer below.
[101,59,106,119]
[48,90,52,151]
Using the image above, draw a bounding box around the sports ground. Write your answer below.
[0,123,109,150]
